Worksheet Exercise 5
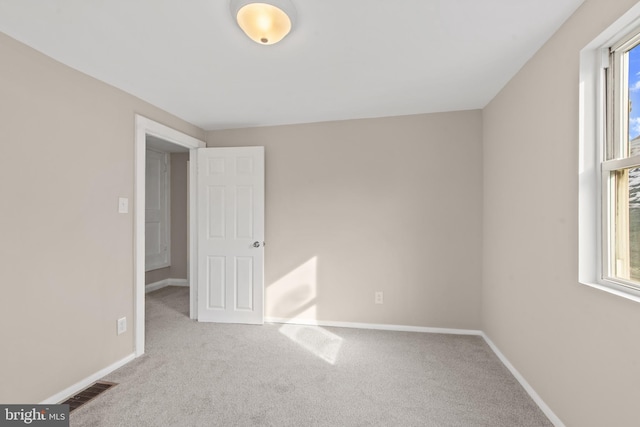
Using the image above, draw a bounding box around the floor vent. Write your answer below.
[62,381,118,412]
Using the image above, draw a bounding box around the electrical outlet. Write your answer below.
[117,317,127,335]
[375,291,383,304]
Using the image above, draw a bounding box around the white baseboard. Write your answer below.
[481,333,565,427]
[145,278,188,293]
[40,353,135,404]
[40,314,562,426]
[264,317,482,336]
[265,317,562,426]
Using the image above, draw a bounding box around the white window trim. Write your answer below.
[579,2,640,303]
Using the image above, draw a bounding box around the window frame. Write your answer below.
[579,3,640,303]
[601,30,640,291]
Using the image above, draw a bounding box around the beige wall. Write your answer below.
[482,1,640,426]
[145,266,170,285]
[144,153,189,286]
[169,153,189,279]
[0,32,204,403]
[207,111,483,329]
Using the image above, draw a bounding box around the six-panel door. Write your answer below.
[197,147,264,324]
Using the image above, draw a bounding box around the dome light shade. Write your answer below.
[230,0,296,45]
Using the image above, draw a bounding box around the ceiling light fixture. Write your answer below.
[230,0,296,45]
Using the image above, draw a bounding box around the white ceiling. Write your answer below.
[0,0,583,130]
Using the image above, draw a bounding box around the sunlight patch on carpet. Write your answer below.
[279,324,343,364]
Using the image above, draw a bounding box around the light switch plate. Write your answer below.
[118,197,128,214]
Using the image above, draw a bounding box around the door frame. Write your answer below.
[134,115,205,357]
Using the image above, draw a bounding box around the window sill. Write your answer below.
[580,279,640,303]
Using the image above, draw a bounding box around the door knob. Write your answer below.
[253,241,261,248]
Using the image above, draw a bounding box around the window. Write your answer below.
[579,3,640,302]
[602,30,640,290]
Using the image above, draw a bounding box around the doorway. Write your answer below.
[134,115,206,357]
[144,140,187,291]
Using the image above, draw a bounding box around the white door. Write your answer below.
[197,146,264,324]
[145,149,170,271]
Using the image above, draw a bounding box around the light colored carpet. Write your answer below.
[70,286,552,426]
